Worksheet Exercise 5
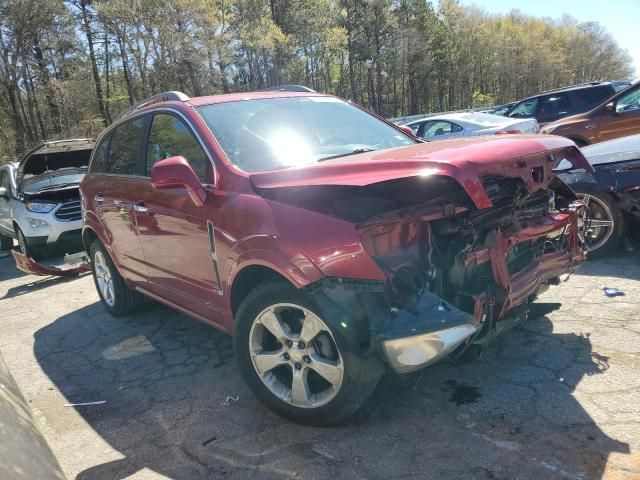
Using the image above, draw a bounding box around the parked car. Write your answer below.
[406,112,538,140]
[506,81,631,127]
[81,89,589,424]
[540,81,640,146]
[557,134,640,256]
[0,139,93,258]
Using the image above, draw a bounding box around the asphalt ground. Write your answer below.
[1,250,639,479]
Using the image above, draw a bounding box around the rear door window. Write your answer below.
[538,94,571,122]
[572,86,613,111]
[145,113,209,182]
[418,120,463,138]
[105,117,146,175]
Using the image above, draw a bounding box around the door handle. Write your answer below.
[133,203,148,214]
[94,194,104,202]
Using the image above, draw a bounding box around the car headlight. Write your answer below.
[540,126,556,135]
[25,201,57,213]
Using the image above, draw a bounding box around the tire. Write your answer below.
[90,240,144,316]
[575,190,625,258]
[234,281,383,425]
[0,234,12,251]
[16,226,41,259]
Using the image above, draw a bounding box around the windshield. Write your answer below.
[22,169,86,195]
[196,96,415,172]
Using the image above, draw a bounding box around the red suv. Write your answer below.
[80,88,590,424]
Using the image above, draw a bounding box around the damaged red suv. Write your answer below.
[80,89,590,424]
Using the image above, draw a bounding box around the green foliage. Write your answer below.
[0,0,634,160]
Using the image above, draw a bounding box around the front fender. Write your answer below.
[226,235,324,292]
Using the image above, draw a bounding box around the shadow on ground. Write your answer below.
[34,295,629,479]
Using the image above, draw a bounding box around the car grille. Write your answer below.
[55,200,82,222]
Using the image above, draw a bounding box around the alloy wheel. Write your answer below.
[249,303,344,409]
[94,250,115,306]
[578,193,615,253]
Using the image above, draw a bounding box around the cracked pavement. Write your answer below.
[1,252,639,480]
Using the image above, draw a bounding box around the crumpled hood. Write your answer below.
[250,135,593,209]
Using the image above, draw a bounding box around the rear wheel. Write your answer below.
[576,191,625,258]
[234,281,382,425]
[90,241,144,316]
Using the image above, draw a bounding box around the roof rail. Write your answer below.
[539,82,602,95]
[117,91,189,119]
[260,84,316,93]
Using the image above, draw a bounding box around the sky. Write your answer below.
[457,0,640,79]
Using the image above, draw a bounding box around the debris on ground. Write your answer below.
[12,250,91,277]
[603,287,625,297]
[221,395,239,406]
[64,400,106,407]
[201,436,217,447]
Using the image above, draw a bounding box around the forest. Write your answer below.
[0,0,634,161]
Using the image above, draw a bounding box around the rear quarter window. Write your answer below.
[89,133,111,174]
[105,117,146,175]
[572,86,613,110]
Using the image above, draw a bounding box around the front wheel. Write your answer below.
[576,191,625,258]
[90,241,144,316]
[16,226,40,259]
[234,281,382,425]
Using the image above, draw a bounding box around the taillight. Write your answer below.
[495,129,521,135]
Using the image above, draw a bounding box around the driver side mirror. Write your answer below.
[605,102,616,114]
[0,187,6,197]
[150,156,207,207]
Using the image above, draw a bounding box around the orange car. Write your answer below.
[540,81,640,146]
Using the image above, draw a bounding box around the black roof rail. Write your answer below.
[260,84,316,93]
[117,91,189,119]
[539,82,602,95]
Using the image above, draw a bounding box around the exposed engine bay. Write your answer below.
[260,144,589,370]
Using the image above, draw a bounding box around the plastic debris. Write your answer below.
[221,395,239,406]
[603,287,625,297]
[64,401,106,407]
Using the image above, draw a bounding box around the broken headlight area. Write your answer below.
[308,177,585,374]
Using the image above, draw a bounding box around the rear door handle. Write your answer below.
[133,202,148,214]
[94,194,104,202]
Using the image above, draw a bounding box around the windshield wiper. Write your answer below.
[317,148,376,162]
[37,182,79,192]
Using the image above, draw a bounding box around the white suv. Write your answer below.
[0,139,94,258]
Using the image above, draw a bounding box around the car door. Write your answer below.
[0,169,13,235]
[133,111,224,320]
[417,120,464,140]
[599,85,640,142]
[91,116,149,284]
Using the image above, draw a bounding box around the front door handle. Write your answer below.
[94,194,104,202]
[133,202,148,214]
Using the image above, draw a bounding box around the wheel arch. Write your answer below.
[229,264,293,318]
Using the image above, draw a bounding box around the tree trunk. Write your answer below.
[80,2,109,126]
